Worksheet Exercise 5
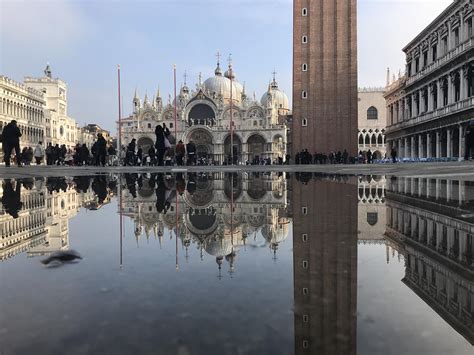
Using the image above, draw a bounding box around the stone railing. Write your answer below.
[0,75,44,98]
[406,38,473,87]
[387,96,474,132]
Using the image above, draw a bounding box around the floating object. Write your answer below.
[41,250,82,266]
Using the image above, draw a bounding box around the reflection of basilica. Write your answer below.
[292,174,358,354]
[0,177,113,261]
[385,177,474,344]
[120,172,290,272]
[121,57,289,163]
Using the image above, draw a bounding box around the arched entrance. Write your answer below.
[247,134,266,164]
[188,128,213,159]
[224,134,242,164]
[188,103,215,127]
[137,137,154,152]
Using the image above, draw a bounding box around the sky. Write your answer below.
[1,0,454,132]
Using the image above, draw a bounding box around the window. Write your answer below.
[442,36,448,54]
[302,260,308,269]
[148,123,151,128]
[454,27,459,47]
[302,233,308,242]
[169,122,173,128]
[302,118,307,127]
[432,44,437,62]
[302,7,307,16]
[303,315,309,323]
[302,287,308,295]
[415,57,419,73]
[302,63,308,71]
[423,51,428,67]
[302,206,307,215]
[302,90,307,99]
[407,62,412,77]
[367,106,378,120]
[302,35,308,44]
[467,18,473,38]
[303,340,309,349]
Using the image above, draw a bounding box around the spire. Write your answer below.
[183,70,187,87]
[156,86,161,99]
[271,69,278,88]
[144,92,150,106]
[386,67,390,86]
[215,51,222,76]
[134,88,139,100]
[198,72,202,86]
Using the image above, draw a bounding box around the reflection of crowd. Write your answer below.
[295,149,351,165]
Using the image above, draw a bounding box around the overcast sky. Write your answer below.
[1,0,453,132]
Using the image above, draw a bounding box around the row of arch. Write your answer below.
[1,98,44,123]
[0,213,46,239]
[358,131,385,146]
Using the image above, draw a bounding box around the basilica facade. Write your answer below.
[120,60,290,164]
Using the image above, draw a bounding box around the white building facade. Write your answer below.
[120,60,289,164]
[385,0,474,160]
[0,76,46,160]
[358,88,387,159]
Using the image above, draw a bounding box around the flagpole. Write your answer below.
[229,59,233,165]
[117,64,122,163]
[173,64,177,141]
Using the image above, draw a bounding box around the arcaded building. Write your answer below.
[292,0,358,156]
[385,0,474,160]
[120,59,289,164]
[358,88,387,159]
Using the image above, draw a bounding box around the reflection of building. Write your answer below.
[120,58,289,163]
[121,173,290,272]
[358,176,386,244]
[0,75,46,160]
[385,0,474,160]
[385,177,474,344]
[292,176,358,354]
[0,178,110,261]
[292,0,358,156]
[358,88,387,159]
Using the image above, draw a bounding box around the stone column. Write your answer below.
[458,124,464,160]
[436,131,441,158]
[428,84,434,112]
[459,180,465,206]
[460,66,466,100]
[398,139,402,158]
[411,136,416,159]
[404,137,409,158]
[448,72,455,105]
[447,128,452,158]
[418,135,424,158]
[437,79,443,108]
[427,133,432,158]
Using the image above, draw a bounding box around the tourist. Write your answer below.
[21,147,29,165]
[95,133,107,166]
[34,141,44,165]
[80,144,90,165]
[64,149,74,166]
[45,143,53,165]
[342,149,349,164]
[391,148,397,163]
[1,120,22,167]
[148,146,156,166]
[164,147,174,166]
[367,149,373,164]
[155,124,166,166]
[175,140,185,166]
[136,148,143,166]
[186,139,196,165]
[125,139,136,166]
[1,179,22,218]
[464,124,474,161]
[107,145,116,166]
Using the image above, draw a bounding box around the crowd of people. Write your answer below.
[2,118,473,168]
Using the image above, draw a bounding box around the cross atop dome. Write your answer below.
[215,51,222,76]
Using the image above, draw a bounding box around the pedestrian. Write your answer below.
[1,120,22,167]
[464,124,474,161]
[95,133,107,166]
[367,149,373,164]
[186,139,196,165]
[148,146,156,166]
[175,140,185,166]
[391,148,397,163]
[342,149,349,164]
[45,143,53,165]
[107,145,116,166]
[125,139,136,166]
[21,147,29,165]
[80,144,90,165]
[136,148,143,166]
[155,124,166,166]
[34,141,44,165]
[64,149,74,166]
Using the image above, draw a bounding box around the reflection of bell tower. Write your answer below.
[292,176,358,354]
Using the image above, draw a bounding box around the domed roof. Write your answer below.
[203,62,242,103]
[261,221,289,245]
[260,78,289,110]
[204,236,234,258]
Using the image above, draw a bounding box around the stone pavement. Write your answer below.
[0,162,473,179]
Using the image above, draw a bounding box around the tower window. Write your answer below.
[302,118,307,127]
[302,35,308,44]
[302,260,308,269]
[303,315,309,323]
[302,8,307,16]
[302,206,308,215]
[367,106,378,120]
[302,287,308,295]
[302,63,308,71]
[302,90,307,99]
[303,340,309,349]
[302,233,308,242]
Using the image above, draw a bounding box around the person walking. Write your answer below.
[155,124,166,166]
[125,139,136,166]
[80,144,90,166]
[1,120,22,167]
[186,139,196,165]
[96,133,107,166]
[148,146,156,166]
[175,140,185,166]
[45,143,53,165]
[464,124,474,161]
[391,147,397,163]
[34,141,44,165]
